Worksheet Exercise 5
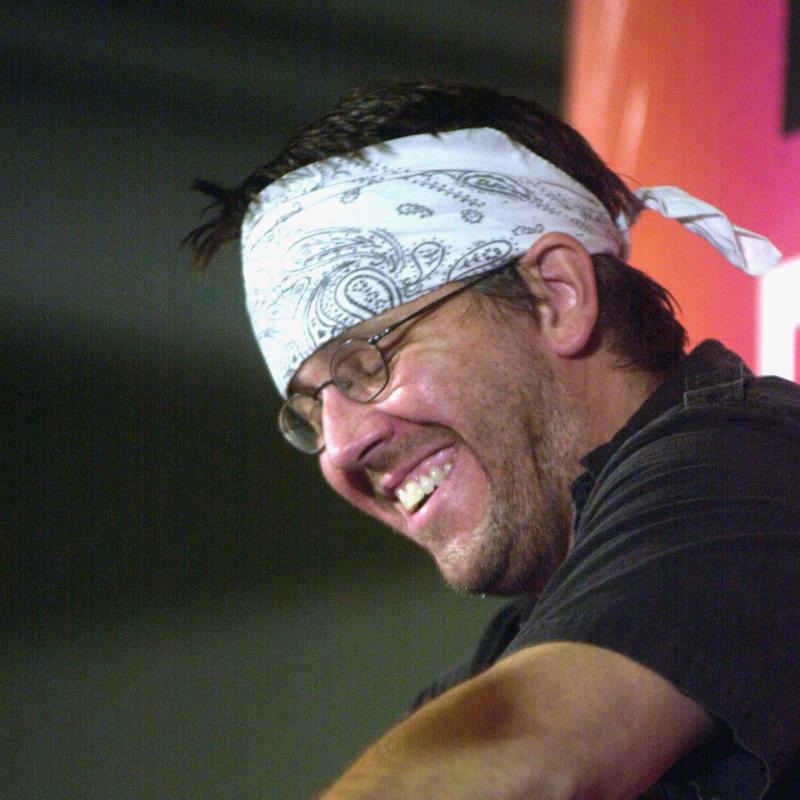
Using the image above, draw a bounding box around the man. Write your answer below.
[186,83,800,799]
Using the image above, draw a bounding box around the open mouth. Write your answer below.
[396,462,452,512]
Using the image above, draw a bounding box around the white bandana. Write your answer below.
[241,128,781,396]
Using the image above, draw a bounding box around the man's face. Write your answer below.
[291,287,580,596]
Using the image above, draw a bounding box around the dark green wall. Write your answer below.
[3,3,566,797]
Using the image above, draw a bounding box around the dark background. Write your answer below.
[2,2,568,798]
[787,0,800,131]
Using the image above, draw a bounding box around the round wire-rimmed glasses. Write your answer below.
[279,261,516,453]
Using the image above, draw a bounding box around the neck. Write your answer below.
[559,350,666,473]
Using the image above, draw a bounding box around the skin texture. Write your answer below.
[291,234,714,798]
[319,643,713,800]
[299,282,578,596]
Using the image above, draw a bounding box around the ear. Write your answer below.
[515,232,599,357]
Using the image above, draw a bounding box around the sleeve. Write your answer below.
[505,395,800,799]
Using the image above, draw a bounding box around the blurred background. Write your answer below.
[2,2,568,798]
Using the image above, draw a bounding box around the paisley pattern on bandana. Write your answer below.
[241,128,628,396]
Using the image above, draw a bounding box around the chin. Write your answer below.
[431,508,570,598]
[431,530,513,595]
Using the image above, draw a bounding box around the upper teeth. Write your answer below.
[397,462,452,511]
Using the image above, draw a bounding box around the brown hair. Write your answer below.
[185,81,686,372]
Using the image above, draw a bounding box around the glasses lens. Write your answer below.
[279,394,323,453]
[331,339,388,402]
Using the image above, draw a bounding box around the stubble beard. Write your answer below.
[436,360,580,597]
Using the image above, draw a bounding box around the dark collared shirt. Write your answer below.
[415,341,800,799]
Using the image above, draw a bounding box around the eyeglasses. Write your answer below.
[279,261,516,453]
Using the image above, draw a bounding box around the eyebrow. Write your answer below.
[287,357,328,396]
[286,321,379,396]
[286,305,415,397]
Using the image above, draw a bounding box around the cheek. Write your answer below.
[379,354,468,424]
[378,383,439,422]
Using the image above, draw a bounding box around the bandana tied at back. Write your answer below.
[240,128,781,396]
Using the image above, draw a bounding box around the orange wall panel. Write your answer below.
[566,0,799,378]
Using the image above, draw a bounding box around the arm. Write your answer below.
[319,641,713,800]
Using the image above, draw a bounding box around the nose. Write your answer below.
[319,384,392,470]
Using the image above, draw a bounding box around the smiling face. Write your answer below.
[291,286,582,596]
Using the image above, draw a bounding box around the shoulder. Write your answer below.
[585,362,800,534]
[508,368,800,795]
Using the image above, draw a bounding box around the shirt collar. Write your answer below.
[577,340,749,479]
